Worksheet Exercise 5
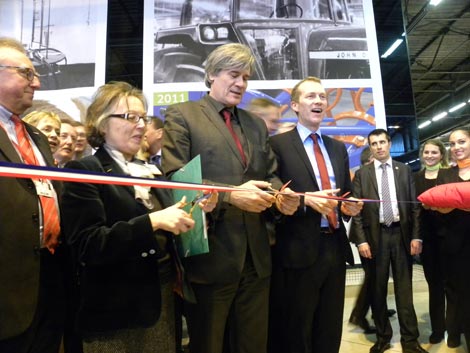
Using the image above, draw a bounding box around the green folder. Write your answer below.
[170,155,209,257]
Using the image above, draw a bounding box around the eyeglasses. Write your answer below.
[0,65,39,82]
[106,113,154,124]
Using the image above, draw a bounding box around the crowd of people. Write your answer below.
[1,36,469,353]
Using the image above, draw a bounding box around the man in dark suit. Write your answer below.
[351,128,427,353]
[268,76,363,353]
[0,37,65,353]
[162,43,299,353]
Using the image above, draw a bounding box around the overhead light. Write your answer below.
[431,112,448,121]
[388,125,400,129]
[430,0,443,5]
[418,120,431,129]
[449,102,466,113]
[381,39,404,58]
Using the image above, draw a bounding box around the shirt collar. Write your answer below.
[296,122,323,143]
[0,105,13,124]
[374,157,393,169]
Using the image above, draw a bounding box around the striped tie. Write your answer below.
[11,115,60,253]
[380,163,394,226]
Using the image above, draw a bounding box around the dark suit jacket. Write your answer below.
[351,160,420,255]
[61,148,176,336]
[269,128,354,268]
[162,95,282,284]
[0,122,61,339]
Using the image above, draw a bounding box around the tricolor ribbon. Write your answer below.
[0,161,381,203]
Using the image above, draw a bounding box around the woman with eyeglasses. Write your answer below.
[60,81,217,353]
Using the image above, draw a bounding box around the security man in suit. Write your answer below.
[268,76,363,353]
[162,43,299,353]
[0,37,65,353]
[351,128,427,353]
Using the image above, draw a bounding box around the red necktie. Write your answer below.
[222,109,246,166]
[311,133,337,231]
[11,115,61,253]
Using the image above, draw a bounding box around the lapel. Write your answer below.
[199,96,248,169]
[391,160,402,195]
[289,129,320,189]
[0,126,22,163]
[94,148,135,199]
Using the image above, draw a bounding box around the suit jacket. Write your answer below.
[0,122,61,340]
[351,160,420,256]
[61,147,176,336]
[269,128,354,268]
[162,95,282,284]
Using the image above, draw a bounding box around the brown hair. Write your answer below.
[86,81,147,148]
[290,76,322,103]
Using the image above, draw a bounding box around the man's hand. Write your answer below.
[358,243,372,259]
[410,240,422,256]
[275,187,300,215]
[430,206,454,214]
[198,191,219,213]
[228,180,276,213]
[304,189,339,216]
[341,198,364,217]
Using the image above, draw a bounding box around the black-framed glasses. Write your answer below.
[105,113,154,124]
[0,65,39,82]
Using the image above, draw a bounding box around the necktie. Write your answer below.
[150,154,161,166]
[11,115,61,253]
[311,133,337,231]
[222,109,246,166]
[380,163,394,226]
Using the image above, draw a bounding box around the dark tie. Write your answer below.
[11,114,61,252]
[222,109,246,166]
[311,133,337,231]
[150,154,161,166]
[380,163,394,226]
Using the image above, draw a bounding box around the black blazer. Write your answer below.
[0,122,61,339]
[351,160,420,256]
[61,148,175,336]
[269,129,354,268]
[163,95,282,284]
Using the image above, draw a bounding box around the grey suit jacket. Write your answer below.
[162,94,282,284]
[0,122,60,339]
[269,128,354,268]
[351,160,420,256]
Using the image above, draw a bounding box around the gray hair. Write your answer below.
[204,43,255,88]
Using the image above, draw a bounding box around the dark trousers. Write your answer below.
[185,251,270,353]
[0,249,65,353]
[269,232,346,353]
[421,235,460,337]
[370,225,419,346]
[350,254,373,320]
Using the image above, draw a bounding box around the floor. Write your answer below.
[341,265,468,353]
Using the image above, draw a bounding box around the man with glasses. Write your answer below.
[0,37,65,353]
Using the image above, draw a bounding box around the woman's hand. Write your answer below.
[149,196,195,235]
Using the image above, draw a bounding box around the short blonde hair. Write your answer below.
[86,81,147,148]
[290,76,322,103]
[23,111,61,127]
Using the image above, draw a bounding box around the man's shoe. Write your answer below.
[387,309,396,317]
[349,316,377,334]
[447,334,461,348]
[429,332,444,344]
[402,343,428,353]
[370,341,391,353]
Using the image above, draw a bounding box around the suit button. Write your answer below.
[141,252,148,258]
[32,213,39,222]
[149,249,156,255]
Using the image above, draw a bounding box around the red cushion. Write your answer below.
[417,182,470,208]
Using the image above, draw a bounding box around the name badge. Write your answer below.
[34,180,54,198]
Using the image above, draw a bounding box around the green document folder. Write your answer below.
[170,155,209,257]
